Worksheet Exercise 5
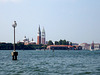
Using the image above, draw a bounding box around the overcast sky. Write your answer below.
[0,0,100,44]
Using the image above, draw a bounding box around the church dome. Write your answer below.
[23,36,28,41]
[30,38,36,44]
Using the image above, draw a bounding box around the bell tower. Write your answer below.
[42,27,46,44]
[37,25,41,44]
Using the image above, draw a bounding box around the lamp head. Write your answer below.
[12,21,17,28]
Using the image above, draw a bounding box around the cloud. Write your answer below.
[0,0,22,3]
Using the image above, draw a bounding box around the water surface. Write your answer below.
[0,50,100,75]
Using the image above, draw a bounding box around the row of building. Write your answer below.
[17,26,46,45]
[46,42,100,50]
[47,45,82,50]
[79,42,100,50]
[17,26,100,50]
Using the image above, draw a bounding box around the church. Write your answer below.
[37,26,46,45]
[17,25,46,45]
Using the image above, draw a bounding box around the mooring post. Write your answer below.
[11,21,18,60]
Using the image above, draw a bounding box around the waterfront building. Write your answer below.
[75,45,82,50]
[29,38,36,45]
[47,45,69,50]
[80,42,100,50]
[47,45,82,50]
[72,43,79,46]
[23,36,29,42]
[37,26,41,45]
[41,27,46,44]
[23,36,29,45]
[94,43,100,50]
[17,36,36,45]
[79,43,90,50]
[90,42,100,50]
[90,41,94,50]
[46,41,48,45]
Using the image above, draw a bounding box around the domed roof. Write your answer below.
[30,38,36,43]
[23,36,28,41]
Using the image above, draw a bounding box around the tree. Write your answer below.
[55,41,59,45]
[62,40,67,45]
[59,39,63,45]
[0,43,13,50]
[70,42,72,46]
[48,40,53,45]
[66,41,69,45]
[16,42,24,50]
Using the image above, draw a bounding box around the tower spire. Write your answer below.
[32,38,33,41]
[38,25,41,33]
[42,27,45,33]
[42,27,46,44]
[37,25,41,45]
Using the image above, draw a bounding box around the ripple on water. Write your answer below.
[0,50,100,75]
[75,72,92,75]
[96,67,100,71]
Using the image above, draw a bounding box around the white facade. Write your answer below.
[79,43,100,50]
[17,36,36,45]
[94,44,100,50]
[79,43,90,50]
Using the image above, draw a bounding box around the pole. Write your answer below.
[11,21,18,60]
[14,27,15,51]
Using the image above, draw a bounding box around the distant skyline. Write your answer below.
[0,0,100,44]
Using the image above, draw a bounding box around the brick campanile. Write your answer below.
[42,27,46,44]
[37,25,41,45]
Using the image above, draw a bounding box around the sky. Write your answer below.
[0,0,100,44]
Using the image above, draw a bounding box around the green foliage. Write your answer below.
[0,43,45,50]
[58,40,68,45]
[0,43,13,50]
[42,45,47,49]
[16,42,24,50]
[62,40,67,45]
[59,40,63,45]
[66,41,69,45]
[48,40,53,45]
[70,42,72,46]
[55,41,59,45]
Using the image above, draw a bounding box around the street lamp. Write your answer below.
[12,21,17,51]
[11,21,18,60]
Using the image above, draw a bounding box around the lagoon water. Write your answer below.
[0,50,100,75]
